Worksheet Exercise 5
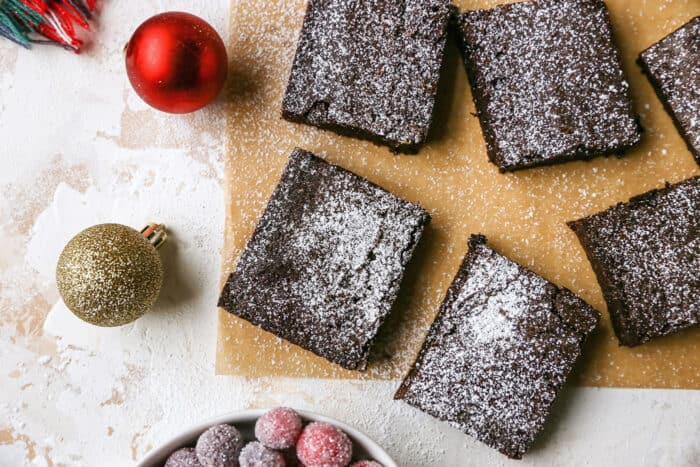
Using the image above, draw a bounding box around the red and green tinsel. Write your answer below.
[0,0,95,52]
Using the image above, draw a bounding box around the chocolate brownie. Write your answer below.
[456,0,642,171]
[639,17,700,165]
[395,235,599,459]
[218,148,430,370]
[568,177,700,346]
[281,0,453,152]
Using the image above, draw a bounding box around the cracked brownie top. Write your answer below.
[218,148,430,370]
[281,0,453,152]
[395,234,599,459]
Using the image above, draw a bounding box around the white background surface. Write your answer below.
[0,1,698,466]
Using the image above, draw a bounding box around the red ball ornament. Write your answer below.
[125,12,228,114]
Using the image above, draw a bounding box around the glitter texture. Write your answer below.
[55,223,163,327]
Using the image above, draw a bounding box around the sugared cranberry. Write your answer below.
[239,441,285,467]
[255,407,303,450]
[165,448,202,467]
[195,424,243,467]
[296,422,353,467]
[350,462,383,467]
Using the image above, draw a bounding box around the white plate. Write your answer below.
[136,408,397,467]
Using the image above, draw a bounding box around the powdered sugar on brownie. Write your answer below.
[639,16,700,164]
[218,149,430,370]
[457,0,642,170]
[395,235,599,459]
[282,0,452,150]
[568,176,700,346]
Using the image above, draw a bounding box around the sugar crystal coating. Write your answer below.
[296,422,353,467]
[239,442,285,467]
[255,407,303,450]
[196,424,244,467]
[166,448,203,467]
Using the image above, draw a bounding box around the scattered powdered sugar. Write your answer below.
[639,16,700,164]
[396,235,599,459]
[221,0,698,389]
[458,0,642,170]
[568,176,700,345]
[282,0,453,150]
[219,149,430,370]
[464,288,517,345]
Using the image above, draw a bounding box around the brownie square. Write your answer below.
[281,0,453,152]
[395,235,599,459]
[568,177,700,346]
[639,17,700,165]
[456,0,642,171]
[218,148,430,370]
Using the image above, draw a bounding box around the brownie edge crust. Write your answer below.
[218,148,431,371]
[568,176,700,346]
[396,235,599,459]
[282,0,453,152]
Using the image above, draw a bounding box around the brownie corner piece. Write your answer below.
[396,234,599,459]
[638,16,700,165]
[281,0,453,152]
[218,148,430,370]
[568,176,700,346]
[456,0,642,171]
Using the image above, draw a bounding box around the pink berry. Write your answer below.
[296,422,353,467]
[350,462,383,467]
[239,441,285,467]
[255,407,303,450]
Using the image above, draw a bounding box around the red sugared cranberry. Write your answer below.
[296,422,353,467]
[350,462,383,467]
[255,407,303,450]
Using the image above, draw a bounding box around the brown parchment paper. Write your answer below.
[217,0,700,388]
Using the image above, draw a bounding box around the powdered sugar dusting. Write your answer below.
[219,149,430,370]
[568,176,700,345]
[397,236,599,459]
[282,0,453,150]
[220,0,700,388]
[639,16,700,164]
[458,0,642,170]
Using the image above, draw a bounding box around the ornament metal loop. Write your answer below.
[141,223,168,250]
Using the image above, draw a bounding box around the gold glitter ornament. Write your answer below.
[56,223,167,327]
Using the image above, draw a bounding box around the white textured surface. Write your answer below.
[0,1,699,466]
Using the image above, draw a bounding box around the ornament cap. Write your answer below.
[141,223,168,250]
